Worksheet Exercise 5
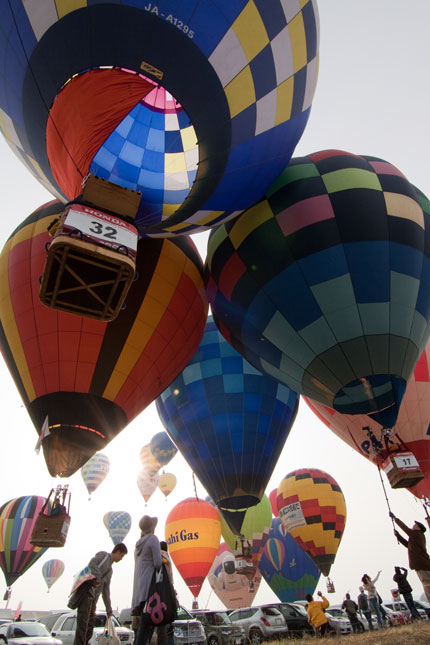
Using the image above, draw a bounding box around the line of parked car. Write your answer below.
[0,597,429,645]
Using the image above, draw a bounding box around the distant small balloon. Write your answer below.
[105,511,132,545]
[42,559,65,591]
[150,432,178,466]
[137,469,160,503]
[158,473,177,498]
[139,444,161,476]
[81,453,110,497]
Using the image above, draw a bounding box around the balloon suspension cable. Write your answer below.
[421,497,430,529]
[376,463,398,542]
[192,472,199,502]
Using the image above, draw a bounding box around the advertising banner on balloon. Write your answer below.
[208,542,261,610]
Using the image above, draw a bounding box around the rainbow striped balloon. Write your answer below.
[42,559,65,590]
[81,453,110,496]
[165,497,221,598]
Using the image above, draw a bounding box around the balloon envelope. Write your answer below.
[42,559,65,590]
[0,201,207,476]
[258,518,320,602]
[137,470,160,503]
[219,495,272,572]
[0,1,319,237]
[0,496,48,587]
[81,453,110,495]
[206,151,430,429]
[269,489,279,517]
[208,542,261,610]
[156,317,299,515]
[158,473,177,498]
[277,468,346,576]
[139,445,161,476]
[150,432,177,467]
[105,511,132,545]
[305,339,430,500]
[165,498,221,598]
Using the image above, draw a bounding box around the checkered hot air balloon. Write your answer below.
[276,468,346,576]
[104,511,132,546]
[206,151,430,431]
[81,453,110,498]
[0,1,319,237]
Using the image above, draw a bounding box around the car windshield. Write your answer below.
[176,607,193,621]
[207,613,231,626]
[327,609,345,618]
[10,624,50,637]
[293,605,307,617]
[94,616,120,628]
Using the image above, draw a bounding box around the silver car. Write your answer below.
[228,606,287,644]
[49,611,133,645]
[0,621,63,645]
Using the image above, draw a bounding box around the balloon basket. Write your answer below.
[39,175,140,322]
[381,452,424,489]
[326,577,335,593]
[30,486,71,548]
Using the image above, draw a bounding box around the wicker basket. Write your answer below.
[30,487,71,548]
[382,451,424,489]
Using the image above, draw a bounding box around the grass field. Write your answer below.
[279,621,430,642]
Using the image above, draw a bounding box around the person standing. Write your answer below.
[132,515,162,645]
[361,572,383,628]
[306,591,330,637]
[74,543,128,645]
[390,513,430,603]
[341,593,361,633]
[393,566,421,620]
[357,586,373,630]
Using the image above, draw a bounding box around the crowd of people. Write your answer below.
[305,513,430,636]
[68,511,430,643]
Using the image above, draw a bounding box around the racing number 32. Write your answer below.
[89,221,117,239]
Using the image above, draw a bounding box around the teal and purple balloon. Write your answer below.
[258,518,320,602]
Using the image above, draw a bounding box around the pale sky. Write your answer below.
[1,0,430,615]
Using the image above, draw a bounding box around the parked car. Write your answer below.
[47,611,134,645]
[118,606,206,645]
[414,599,430,619]
[383,600,427,622]
[0,621,63,645]
[378,604,407,626]
[322,608,353,636]
[258,603,313,639]
[191,609,245,645]
[228,606,287,644]
[37,614,69,633]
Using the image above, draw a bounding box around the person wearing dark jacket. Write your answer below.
[74,543,128,645]
[390,513,430,602]
[357,587,373,630]
[342,594,361,633]
[393,566,421,620]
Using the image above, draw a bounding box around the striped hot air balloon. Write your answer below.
[139,445,161,476]
[42,558,65,591]
[81,453,110,497]
[277,468,347,576]
[165,498,221,598]
[0,496,48,587]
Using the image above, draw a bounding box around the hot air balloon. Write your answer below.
[0,496,48,588]
[277,468,346,576]
[150,432,178,467]
[104,512,132,545]
[258,518,320,602]
[219,495,272,575]
[305,337,430,498]
[269,489,279,517]
[165,498,221,599]
[0,201,208,477]
[81,453,110,498]
[206,151,430,431]
[139,445,161,477]
[158,473,177,499]
[156,317,299,532]
[137,470,160,504]
[0,1,319,237]
[207,542,261,610]
[42,559,65,591]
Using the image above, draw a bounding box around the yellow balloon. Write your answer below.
[158,472,177,498]
[277,468,347,576]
